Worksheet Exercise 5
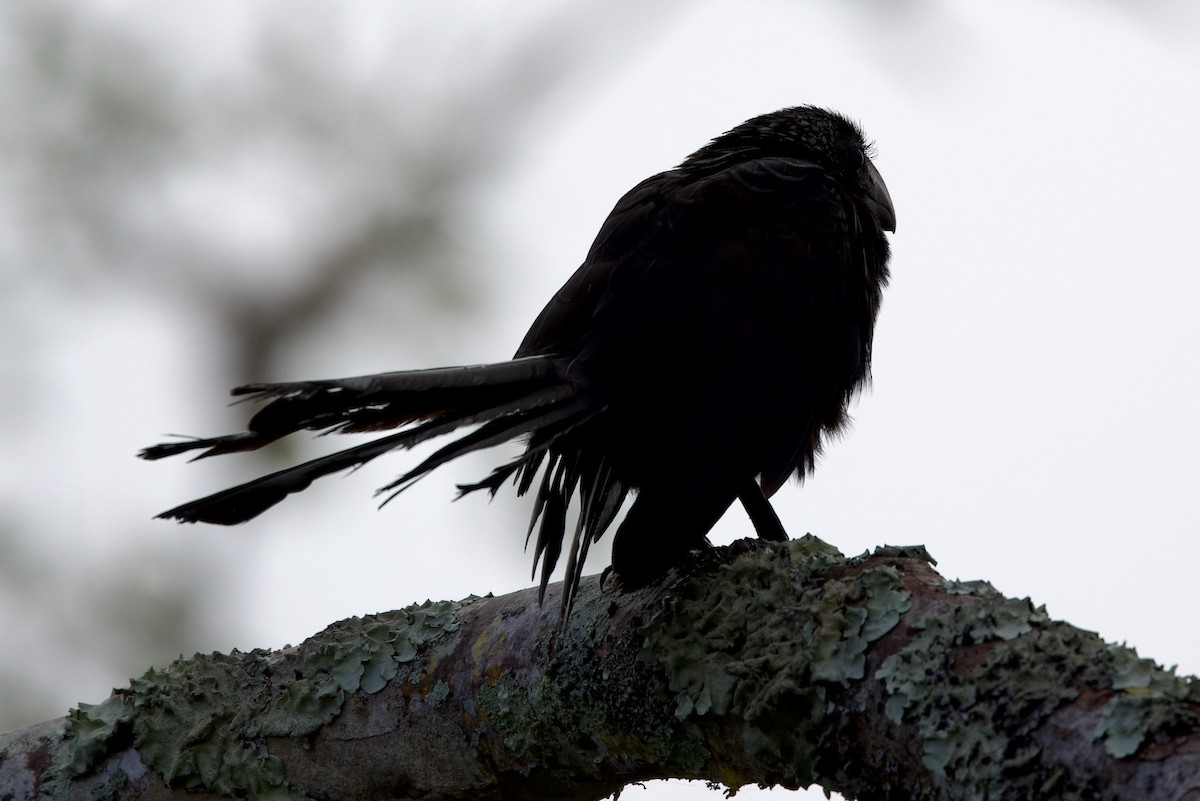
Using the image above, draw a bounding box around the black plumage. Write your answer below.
[141,105,895,613]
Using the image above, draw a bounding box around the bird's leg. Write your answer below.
[738,480,789,542]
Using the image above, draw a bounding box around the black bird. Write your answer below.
[141,105,895,612]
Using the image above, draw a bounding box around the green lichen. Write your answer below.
[478,670,545,762]
[46,596,476,800]
[639,538,912,788]
[668,739,711,775]
[859,563,914,642]
[58,694,132,778]
[529,581,683,774]
[868,543,938,565]
[1094,644,1200,758]
[788,533,845,563]
[877,596,1115,796]
[942,578,1001,597]
[87,760,133,801]
[426,679,451,707]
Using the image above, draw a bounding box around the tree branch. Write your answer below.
[4,537,1200,800]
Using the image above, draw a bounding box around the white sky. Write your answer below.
[2,2,1198,799]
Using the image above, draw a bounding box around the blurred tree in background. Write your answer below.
[0,0,671,733]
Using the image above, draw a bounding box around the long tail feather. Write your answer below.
[147,357,580,524]
[238,357,570,435]
[535,461,570,603]
[376,392,595,501]
[154,427,423,524]
[140,357,571,461]
[559,459,628,618]
[144,353,628,617]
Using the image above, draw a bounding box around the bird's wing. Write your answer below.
[514,171,672,358]
[515,156,845,361]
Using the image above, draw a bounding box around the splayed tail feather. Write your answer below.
[140,355,621,615]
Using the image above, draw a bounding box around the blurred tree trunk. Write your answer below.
[4,538,1199,801]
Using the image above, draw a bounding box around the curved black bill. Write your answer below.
[863,157,896,233]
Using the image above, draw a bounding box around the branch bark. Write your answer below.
[4,537,1200,800]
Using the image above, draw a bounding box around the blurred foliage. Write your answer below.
[1,0,668,381]
[0,0,674,732]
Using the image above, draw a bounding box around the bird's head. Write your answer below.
[683,105,896,233]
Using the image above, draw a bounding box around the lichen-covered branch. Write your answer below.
[3,537,1200,800]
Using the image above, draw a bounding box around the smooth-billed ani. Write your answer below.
[141,105,896,611]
